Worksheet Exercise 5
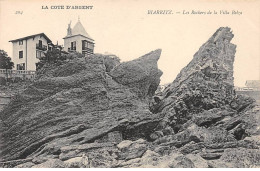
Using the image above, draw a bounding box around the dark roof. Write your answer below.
[9,33,52,43]
[63,21,94,41]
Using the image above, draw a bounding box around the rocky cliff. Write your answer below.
[147,27,260,167]
[0,50,163,162]
[0,28,259,168]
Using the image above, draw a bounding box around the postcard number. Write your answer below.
[15,11,23,15]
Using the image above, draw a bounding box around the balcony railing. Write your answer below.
[0,69,36,75]
[36,43,47,51]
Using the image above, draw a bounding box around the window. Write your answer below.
[39,40,42,47]
[17,63,25,70]
[36,50,40,58]
[36,50,44,58]
[82,41,94,50]
[19,40,23,45]
[71,41,76,50]
[82,41,87,50]
[88,43,94,49]
[19,51,23,59]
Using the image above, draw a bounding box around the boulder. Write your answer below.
[154,145,172,156]
[118,139,148,160]
[185,154,208,168]
[14,162,35,168]
[219,147,260,168]
[230,94,255,112]
[32,159,65,168]
[140,150,161,166]
[117,140,133,150]
[64,155,88,168]
[87,148,117,168]
[168,155,195,168]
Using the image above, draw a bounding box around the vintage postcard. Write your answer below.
[0,0,259,168]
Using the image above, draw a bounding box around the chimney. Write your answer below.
[67,21,72,36]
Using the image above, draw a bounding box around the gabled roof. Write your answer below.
[9,33,52,43]
[63,21,94,41]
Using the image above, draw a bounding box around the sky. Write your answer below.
[0,0,259,87]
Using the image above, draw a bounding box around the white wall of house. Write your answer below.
[64,35,93,53]
[11,35,49,71]
[64,35,83,53]
[12,41,26,70]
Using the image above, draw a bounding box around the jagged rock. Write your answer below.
[117,140,133,150]
[168,155,195,168]
[1,27,259,168]
[139,150,161,167]
[64,155,89,168]
[191,109,225,127]
[0,158,33,168]
[117,139,147,160]
[185,154,208,168]
[32,159,65,168]
[154,145,172,156]
[150,131,164,140]
[179,142,204,154]
[172,124,236,145]
[230,94,255,112]
[207,160,236,168]
[117,158,142,168]
[32,155,58,164]
[87,148,117,168]
[244,135,260,146]
[59,151,79,161]
[109,49,163,98]
[219,148,260,167]
[14,162,35,168]
[117,150,161,168]
[0,51,162,161]
[60,142,115,153]
[95,131,123,143]
[151,27,237,126]
[200,152,223,160]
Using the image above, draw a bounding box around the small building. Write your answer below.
[9,33,52,71]
[245,80,260,89]
[63,19,95,57]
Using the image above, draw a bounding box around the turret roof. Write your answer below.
[64,20,93,41]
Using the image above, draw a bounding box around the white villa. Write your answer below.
[8,18,94,73]
[9,33,52,71]
[63,19,95,57]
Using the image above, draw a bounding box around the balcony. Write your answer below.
[36,43,47,51]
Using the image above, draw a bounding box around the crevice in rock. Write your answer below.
[121,120,160,142]
[226,120,241,131]
[234,128,247,140]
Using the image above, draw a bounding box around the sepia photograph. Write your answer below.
[0,0,260,168]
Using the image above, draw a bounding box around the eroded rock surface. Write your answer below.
[0,50,163,162]
[0,27,259,168]
[147,27,260,168]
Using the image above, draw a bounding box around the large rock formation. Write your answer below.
[147,27,260,167]
[0,28,259,168]
[151,27,238,129]
[0,50,163,162]
[109,49,163,98]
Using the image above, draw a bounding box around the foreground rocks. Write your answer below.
[1,27,259,168]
